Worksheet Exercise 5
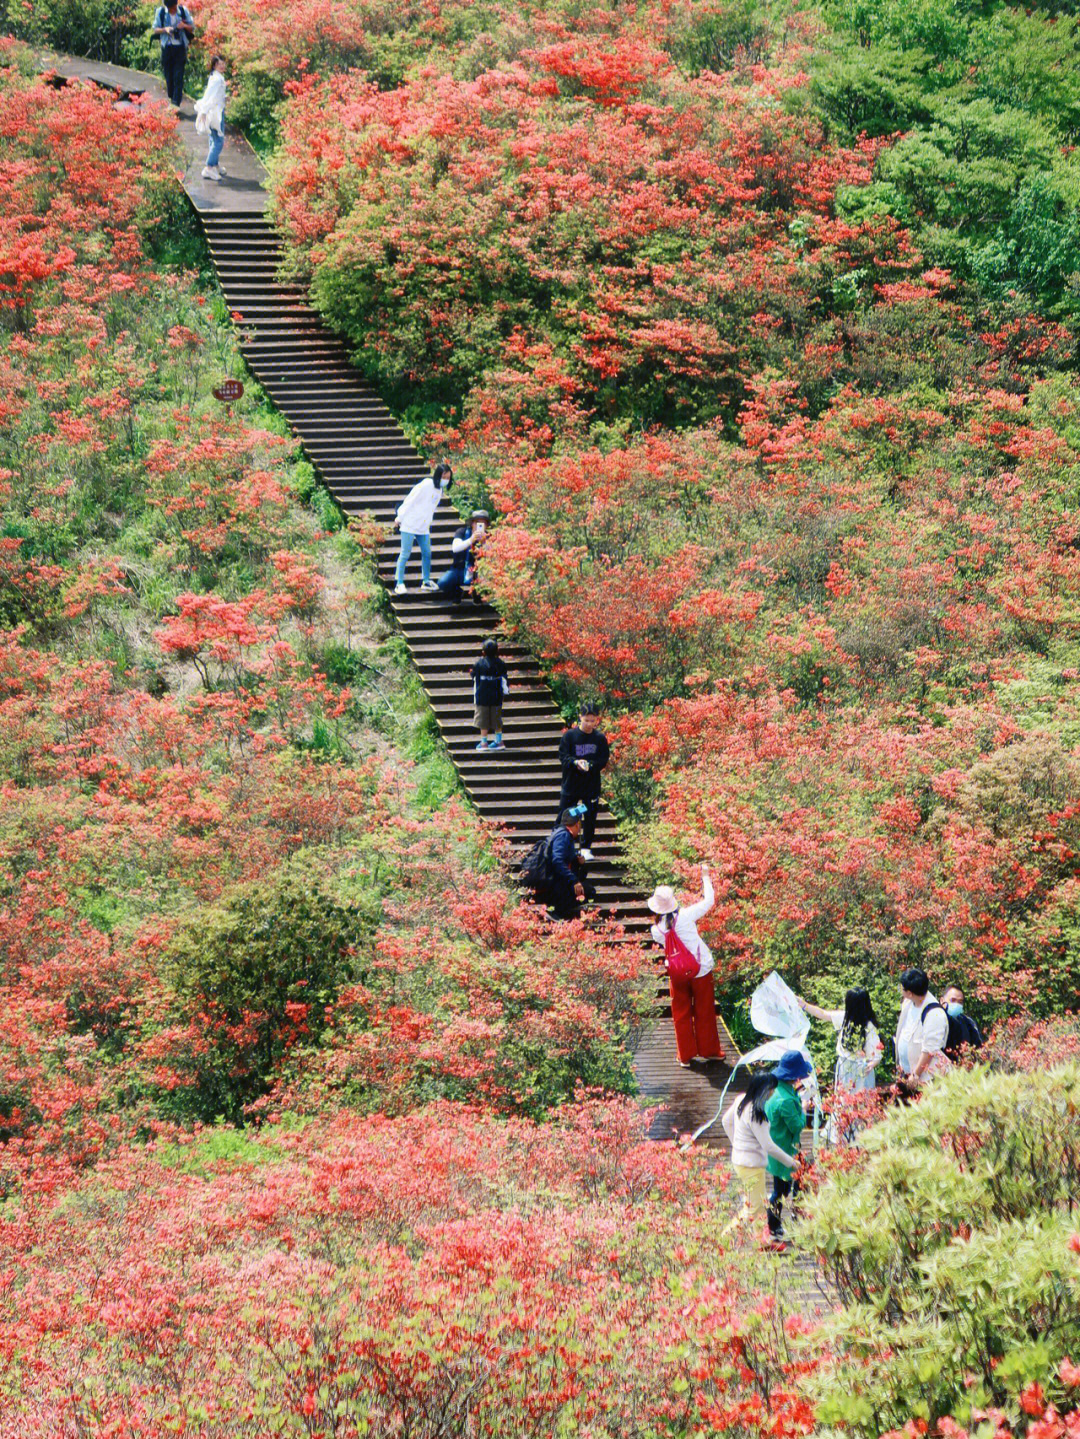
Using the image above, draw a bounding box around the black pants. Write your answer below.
[161,45,186,106]
[551,874,596,921]
[767,1175,795,1235]
[555,792,600,848]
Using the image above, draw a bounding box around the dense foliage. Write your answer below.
[6,3,1080,1434]
[263,0,1080,1054]
[806,1064,1080,1438]
[0,48,648,1189]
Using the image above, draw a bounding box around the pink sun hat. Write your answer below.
[647,885,679,914]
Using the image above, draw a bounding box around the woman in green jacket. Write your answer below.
[764,1051,812,1245]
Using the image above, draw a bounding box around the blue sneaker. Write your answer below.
[486,736,505,750]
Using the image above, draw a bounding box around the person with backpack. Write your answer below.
[647,866,722,1067]
[556,702,609,862]
[393,464,452,594]
[521,808,594,921]
[765,1050,813,1245]
[152,0,195,109]
[941,985,984,1058]
[894,967,951,1083]
[437,510,488,604]
[796,987,883,1091]
[721,1073,799,1237]
[194,55,227,182]
[469,637,509,751]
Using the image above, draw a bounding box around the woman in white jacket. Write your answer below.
[648,865,722,1066]
[195,56,227,182]
[721,1074,798,1232]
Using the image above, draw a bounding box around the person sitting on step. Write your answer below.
[470,637,510,751]
[393,464,451,594]
[437,510,488,604]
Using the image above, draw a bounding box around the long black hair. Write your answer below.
[737,1073,779,1124]
[842,987,878,1047]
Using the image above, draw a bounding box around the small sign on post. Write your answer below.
[213,378,245,413]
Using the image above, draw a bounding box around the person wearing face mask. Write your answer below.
[941,985,984,1059]
[393,464,452,594]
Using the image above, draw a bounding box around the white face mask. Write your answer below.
[439,476,450,489]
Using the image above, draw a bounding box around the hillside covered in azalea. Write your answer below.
[3,0,1080,1435]
[255,0,1080,1058]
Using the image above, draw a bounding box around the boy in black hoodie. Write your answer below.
[469,637,509,750]
[555,702,610,861]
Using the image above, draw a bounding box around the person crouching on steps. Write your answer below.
[551,807,595,921]
[196,57,228,182]
[470,637,509,751]
[647,866,722,1067]
[438,510,488,604]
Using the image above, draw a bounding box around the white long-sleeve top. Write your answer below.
[721,1098,798,1170]
[395,476,444,535]
[650,872,715,977]
[194,72,226,135]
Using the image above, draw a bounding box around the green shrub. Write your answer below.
[806,1065,1080,1434]
[160,854,377,1122]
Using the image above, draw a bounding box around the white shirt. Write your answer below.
[195,72,226,135]
[396,477,444,535]
[721,1098,798,1170]
[895,993,948,1075]
[650,872,714,977]
[827,1012,883,1091]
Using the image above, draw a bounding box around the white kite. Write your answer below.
[685,970,818,1147]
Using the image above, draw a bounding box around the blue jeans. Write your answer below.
[207,126,224,169]
[395,531,431,585]
[437,566,467,603]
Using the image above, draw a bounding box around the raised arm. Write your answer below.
[798,998,839,1023]
[682,866,714,924]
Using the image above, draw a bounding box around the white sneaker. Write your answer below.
[579,848,594,862]
[420,580,438,591]
[201,166,220,181]
[394,582,407,595]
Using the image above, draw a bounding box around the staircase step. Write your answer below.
[195,206,751,1077]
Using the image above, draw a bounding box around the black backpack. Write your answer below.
[922,1001,983,1060]
[520,833,556,894]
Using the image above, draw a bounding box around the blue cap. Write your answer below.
[772,1051,812,1083]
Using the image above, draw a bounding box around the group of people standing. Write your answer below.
[718,968,982,1250]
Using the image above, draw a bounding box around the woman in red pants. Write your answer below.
[648,866,722,1067]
